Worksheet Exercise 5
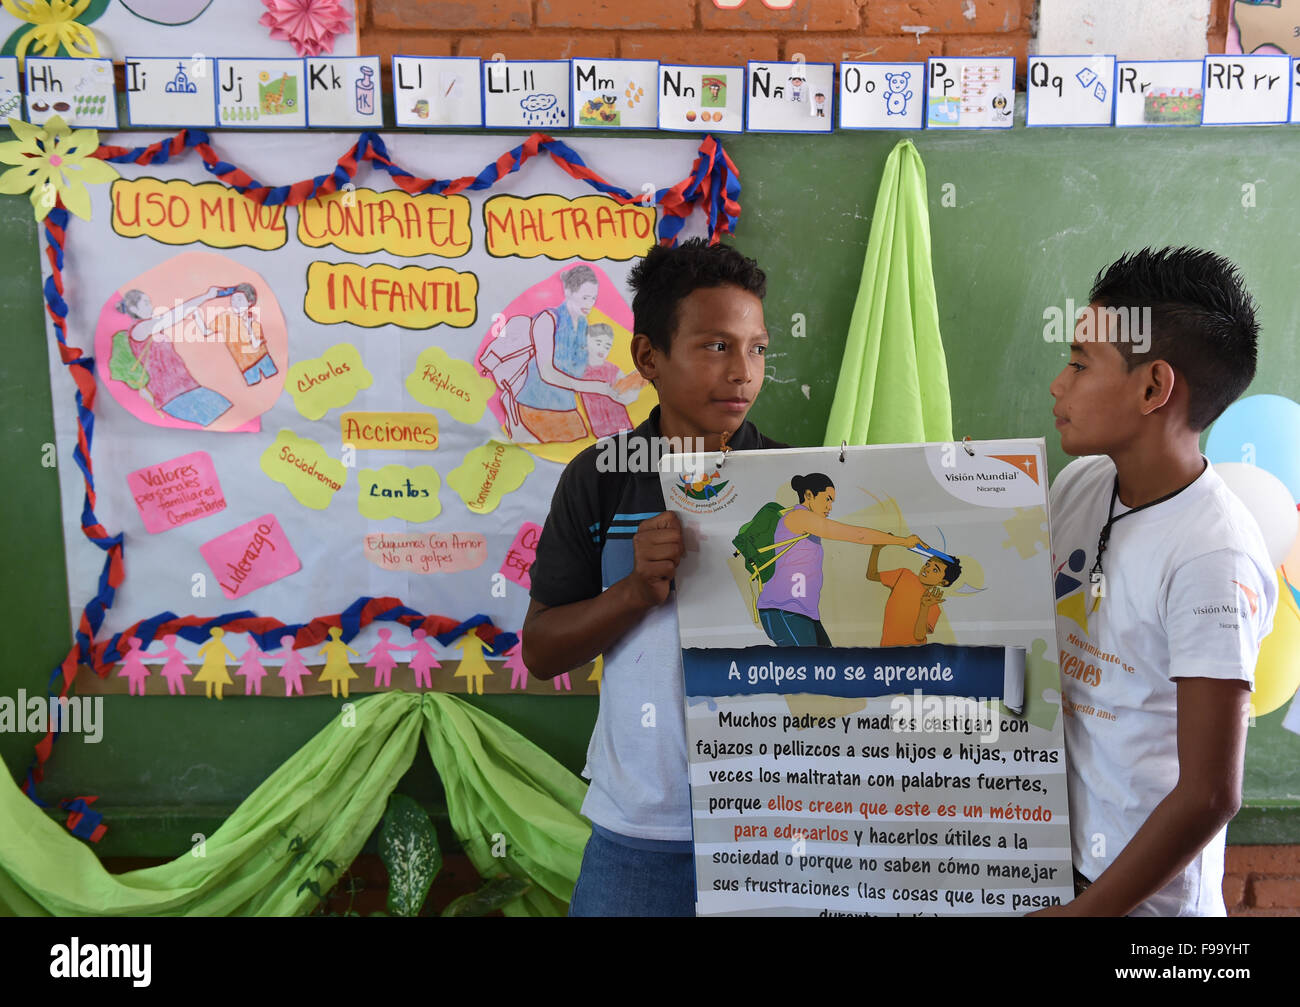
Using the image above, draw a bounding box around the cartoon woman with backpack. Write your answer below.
[735,472,923,647]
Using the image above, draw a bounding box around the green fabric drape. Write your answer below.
[0,692,590,916]
[824,139,953,446]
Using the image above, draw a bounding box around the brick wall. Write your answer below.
[1226,845,1300,916]
[359,0,1234,81]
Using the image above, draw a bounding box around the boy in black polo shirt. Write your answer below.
[523,238,786,917]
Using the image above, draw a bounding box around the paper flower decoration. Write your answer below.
[259,0,353,57]
[0,115,118,221]
[0,0,103,67]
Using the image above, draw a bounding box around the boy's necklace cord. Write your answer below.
[1089,468,1201,582]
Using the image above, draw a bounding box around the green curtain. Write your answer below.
[0,692,590,916]
[824,138,953,446]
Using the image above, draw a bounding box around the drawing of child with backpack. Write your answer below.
[732,472,923,647]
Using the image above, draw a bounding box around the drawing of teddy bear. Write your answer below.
[883,71,913,116]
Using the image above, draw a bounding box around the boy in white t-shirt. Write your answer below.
[1038,247,1278,916]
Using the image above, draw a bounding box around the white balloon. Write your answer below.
[1216,462,1300,569]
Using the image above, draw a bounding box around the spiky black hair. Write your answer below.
[1089,247,1259,431]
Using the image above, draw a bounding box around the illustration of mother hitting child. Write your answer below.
[754,473,922,647]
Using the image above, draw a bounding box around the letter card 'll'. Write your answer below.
[661,440,1073,916]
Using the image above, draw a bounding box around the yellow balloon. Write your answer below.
[1252,585,1300,718]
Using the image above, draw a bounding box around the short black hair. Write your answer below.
[1089,247,1259,431]
[936,556,962,586]
[627,237,766,355]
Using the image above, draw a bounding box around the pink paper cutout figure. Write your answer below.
[405,628,442,690]
[117,637,151,696]
[156,633,192,695]
[554,671,572,692]
[235,637,270,696]
[504,642,529,690]
[366,628,404,688]
[276,634,311,697]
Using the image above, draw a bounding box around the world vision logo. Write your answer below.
[669,470,737,513]
[988,454,1039,484]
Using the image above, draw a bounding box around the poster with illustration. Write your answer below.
[483,60,571,130]
[662,440,1074,916]
[925,57,1016,129]
[571,58,659,130]
[658,64,745,133]
[41,131,697,697]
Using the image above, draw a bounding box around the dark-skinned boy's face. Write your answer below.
[1048,303,1148,457]
[918,557,947,586]
[637,284,768,441]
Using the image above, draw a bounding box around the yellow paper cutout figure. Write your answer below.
[453,633,493,695]
[317,626,360,698]
[194,626,235,700]
[588,653,603,693]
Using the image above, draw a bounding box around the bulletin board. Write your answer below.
[2,104,1298,853]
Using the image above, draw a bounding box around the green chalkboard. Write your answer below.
[2,105,1298,858]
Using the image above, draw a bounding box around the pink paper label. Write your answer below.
[362,532,488,574]
[200,514,301,600]
[128,450,227,533]
[499,521,542,589]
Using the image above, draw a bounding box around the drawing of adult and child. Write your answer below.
[108,282,276,427]
[480,265,646,443]
[739,473,962,648]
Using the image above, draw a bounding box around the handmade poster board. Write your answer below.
[38,130,724,702]
[664,439,1074,916]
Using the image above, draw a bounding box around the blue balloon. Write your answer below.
[1206,394,1300,502]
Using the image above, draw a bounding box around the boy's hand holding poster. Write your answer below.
[661,439,1074,916]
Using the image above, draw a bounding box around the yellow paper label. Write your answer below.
[340,411,439,451]
[261,430,347,510]
[297,188,472,257]
[304,261,478,329]
[111,178,288,250]
[286,343,373,421]
[358,465,442,522]
[405,346,495,424]
[447,441,534,514]
[483,194,656,261]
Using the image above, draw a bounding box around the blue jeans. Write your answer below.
[759,608,832,647]
[568,827,696,917]
[242,353,278,385]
